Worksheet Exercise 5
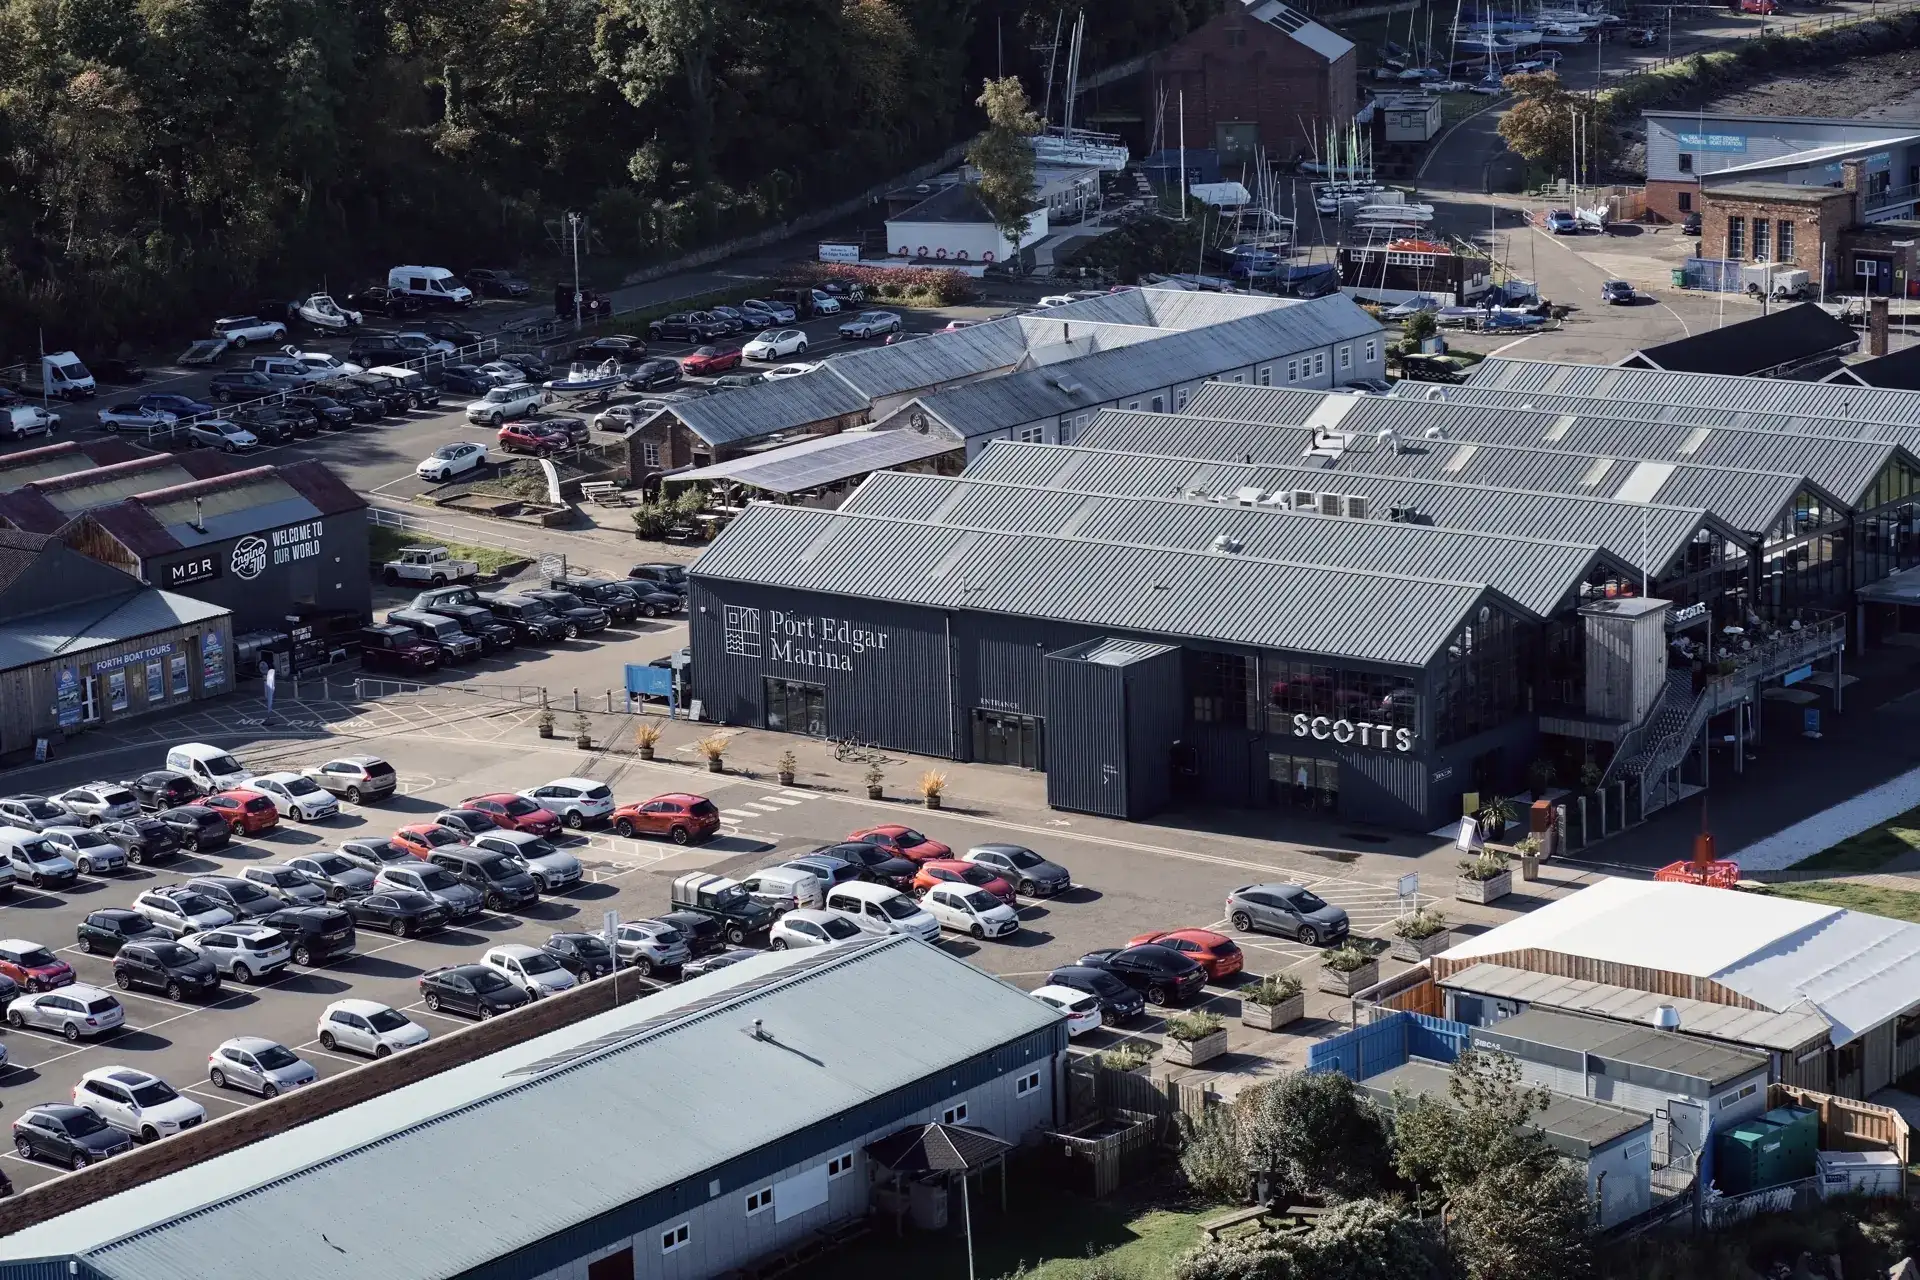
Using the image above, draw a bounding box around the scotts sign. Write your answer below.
[1290,714,1415,753]
[229,520,326,582]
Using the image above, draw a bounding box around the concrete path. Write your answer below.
[1730,763,1920,872]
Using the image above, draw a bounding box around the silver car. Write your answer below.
[374,865,483,919]
[0,796,72,832]
[53,783,142,826]
[241,865,328,905]
[1224,883,1351,946]
[469,831,583,894]
[7,985,124,1040]
[613,920,690,976]
[208,1037,316,1097]
[40,827,128,876]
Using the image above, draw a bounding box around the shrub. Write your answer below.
[634,720,662,749]
[1165,1011,1226,1042]
[1321,943,1374,973]
[1241,973,1303,1006]
[1458,850,1511,881]
[1392,907,1448,941]
[1100,1040,1154,1072]
[694,734,726,762]
[1177,1104,1248,1202]
[917,769,946,799]
[786,262,976,305]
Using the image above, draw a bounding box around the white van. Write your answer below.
[823,882,939,943]
[738,866,823,913]
[41,352,95,400]
[387,266,474,308]
[164,743,254,795]
[1,405,59,440]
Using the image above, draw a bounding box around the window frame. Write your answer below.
[745,1186,774,1215]
[942,1102,969,1125]
[827,1151,855,1178]
[1016,1069,1042,1096]
[660,1223,690,1254]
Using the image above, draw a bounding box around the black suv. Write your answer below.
[347,285,423,317]
[552,577,640,624]
[100,815,181,864]
[1077,944,1208,1006]
[610,580,681,618]
[649,312,730,343]
[573,334,645,361]
[542,932,615,980]
[114,940,221,1000]
[420,964,529,1019]
[812,841,914,890]
[466,269,530,298]
[76,908,159,957]
[341,373,415,414]
[152,805,229,853]
[357,624,440,673]
[475,594,568,641]
[185,875,278,922]
[657,909,724,957]
[1043,964,1147,1022]
[232,406,303,444]
[627,562,688,594]
[341,889,448,938]
[281,394,356,429]
[422,603,515,652]
[124,771,199,811]
[624,358,682,391]
[261,905,356,966]
[12,1104,133,1169]
[427,849,539,912]
[385,609,484,663]
[522,589,608,636]
[348,336,413,366]
[208,370,296,403]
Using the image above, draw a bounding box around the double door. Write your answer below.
[972,710,1043,769]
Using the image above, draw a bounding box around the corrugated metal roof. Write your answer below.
[1036,288,1299,330]
[672,429,961,494]
[1465,356,1920,424]
[692,501,1511,668]
[913,295,1381,438]
[1474,1008,1768,1088]
[1052,636,1178,666]
[1707,132,1920,178]
[1438,963,1829,1053]
[0,937,1058,1280]
[961,440,1722,574]
[0,589,229,670]
[1358,1060,1650,1157]
[825,317,1166,400]
[839,470,1623,618]
[1715,910,1920,1047]
[668,367,872,445]
[0,441,146,493]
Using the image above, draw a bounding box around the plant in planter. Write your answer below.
[573,712,592,750]
[1579,761,1602,794]
[1099,1040,1155,1073]
[1389,907,1452,962]
[777,750,797,787]
[1455,849,1514,904]
[695,734,727,774]
[1162,1010,1229,1068]
[864,762,885,800]
[634,720,662,761]
[1318,942,1379,996]
[1239,972,1306,1031]
[1476,794,1518,843]
[918,770,947,811]
[1526,756,1557,797]
[537,707,555,739]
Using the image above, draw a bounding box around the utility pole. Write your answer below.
[568,211,584,329]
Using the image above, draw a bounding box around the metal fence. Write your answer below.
[1306,1011,1472,1078]
[1699,1177,1820,1231]
[324,677,550,706]
[368,506,545,557]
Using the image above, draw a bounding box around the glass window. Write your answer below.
[1678,153,1694,174]
[1287,359,1299,383]
[971,709,1043,768]
[1313,352,1326,376]
[1777,219,1795,261]
[1267,753,1339,810]
[1678,191,1692,213]
[1364,339,1378,364]
[1338,345,1352,370]
[1186,651,1256,727]
[1018,424,1044,444]
[1727,216,1744,259]
[1259,366,1272,386]
[1752,218,1769,262]
[764,678,826,736]
[1433,605,1524,746]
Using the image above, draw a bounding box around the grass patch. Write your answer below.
[1754,879,1920,924]
[469,463,557,502]
[368,524,527,577]
[1792,804,1920,874]
[787,1169,1217,1280]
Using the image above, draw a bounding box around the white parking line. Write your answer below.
[759,797,803,807]
[740,803,784,814]
[293,1041,363,1066]
[399,1001,469,1026]
[719,809,755,820]
[183,1083,251,1107]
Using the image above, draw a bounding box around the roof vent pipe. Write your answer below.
[192,496,206,533]
[1652,1004,1682,1031]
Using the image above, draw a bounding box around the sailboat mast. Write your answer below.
[1042,10,1063,127]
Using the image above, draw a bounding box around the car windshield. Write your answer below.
[388,891,433,910]
[893,830,927,847]
[415,868,456,890]
[1088,972,1128,997]
[225,881,269,902]
[572,936,609,957]
[503,798,541,816]
[879,896,920,920]
[101,790,135,806]
[18,946,57,967]
[313,855,354,875]
[60,1110,109,1137]
[367,1009,411,1032]
[263,869,301,886]
[1005,849,1044,869]
[1289,890,1329,913]
[820,916,862,940]
[371,842,413,863]
[129,1081,178,1107]
[515,837,557,857]
[151,943,194,965]
[280,778,322,796]
[481,859,520,883]
[518,952,561,974]
[172,894,217,914]
[254,1045,300,1069]
[959,890,1001,913]
[753,330,781,342]
[205,754,243,775]
[471,969,511,992]
[21,800,61,819]
[71,831,113,849]
[431,445,463,459]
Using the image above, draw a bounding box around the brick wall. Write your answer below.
[1644,178,1700,225]
[1146,12,1355,162]
[0,975,652,1238]
[1699,194,1851,276]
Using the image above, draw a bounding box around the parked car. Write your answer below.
[769,908,869,950]
[624,357,683,391]
[40,827,128,876]
[282,393,356,429]
[12,1103,134,1169]
[574,334,648,361]
[0,832,78,889]
[737,866,823,914]
[302,756,397,804]
[1127,929,1243,981]
[1224,883,1350,945]
[246,772,341,822]
[497,421,562,455]
[921,883,1019,939]
[521,589,609,635]
[52,783,141,825]
[73,1067,205,1143]
[460,793,562,836]
[334,839,418,876]
[374,863,483,920]
[422,602,516,652]
[132,888,234,939]
[465,383,549,425]
[657,908,724,957]
[208,1037,317,1097]
[0,939,73,990]
[438,364,495,396]
[201,789,279,835]
[241,864,329,906]
[679,346,741,376]
[911,859,1015,906]
[208,370,293,402]
[839,311,902,339]
[416,440,488,481]
[97,403,176,434]
[766,362,817,381]
[466,268,530,298]
[428,848,539,911]
[823,882,938,943]
[178,926,291,983]
[283,852,376,901]
[113,940,221,1000]
[1076,944,1207,1006]
[420,964,530,1018]
[850,825,950,864]
[606,579,681,617]
[670,873,776,945]
[467,830,582,893]
[75,909,158,957]
[0,795,72,832]
[1602,279,1636,305]
[1683,211,1702,236]
[628,562,689,593]
[8,985,124,1040]
[649,312,730,343]
[610,793,720,844]
[385,608,483,664]
[183,874,279,922]
[1545,209,1579,234]
[211,315,287,347]
[433,808,499,839]
[742,329,807,361]
[962,844,1071,896]
[123,771,199,812]
[780,853,863,890]
[357,623,441,673]
[140,392,215,419]
[541,931,615,980]
[316,999,429,1058]
[150,805,229,853]
[610,920,689,976]
[741,298,797,324]
[518,778,616,828]
[811,841,914,890]
[481,943,577,998]
[392,823,467,860]
[260,905,357,966]
[1030,984,1103,1037]
[549,576,640,624]
[187,418,259,453]
[342,889,448,938]
[475,593,570,641]
[88,358,144,384]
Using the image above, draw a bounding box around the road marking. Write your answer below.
[740,802,784,813]
[1488,333,1539,356]
[293,1041,363,1066]
[759,797,803,807]
[184,1083,252,1107]
[719,809,755,819]
[778,791,814,800]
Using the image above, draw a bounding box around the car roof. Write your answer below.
[488,943,541,959]
[474,829,538,844]
[1242,881,1309,894]
[1031,984,1094,1003]
[643,793,704,804]
[539,776,601,788]
[85,1066,158,1085]
[1139,928,1229,946]
[0,938,42,950]
[327,998,394,1015]
[253,771,303,785]
[221,1036,284,1053]
[827,881,899,901]
[780,909,843,926]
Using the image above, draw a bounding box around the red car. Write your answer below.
[393,823,470,859]
[0,939,73,991]
[497,422,560,455]
[202,789,279,834]
[462,794,562,837]
[1127,928,1244,981]
[849,825,950,864]
[679,346,741,376]
[911,859,1015,906]
[609,794,721,845]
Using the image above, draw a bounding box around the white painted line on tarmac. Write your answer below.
[760,797,803,807]
[778,791,814,800]
[719,809,755,819]
[293,1041,363,1066]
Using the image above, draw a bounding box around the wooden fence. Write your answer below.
[1770,1082,1911,1164]
[1067,1058,1213,1140]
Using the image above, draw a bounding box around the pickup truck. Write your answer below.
[381,546,480,587]
[464,383,549,425]
[669,872,776,946]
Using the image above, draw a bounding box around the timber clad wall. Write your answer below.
[0,617,234,755]
[1429,950,1769,1010]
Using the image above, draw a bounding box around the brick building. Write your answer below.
[1642,110,1920,226]
[1698,161,1920,296]
[1145,0,1358,168]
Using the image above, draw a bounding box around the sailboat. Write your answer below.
[1031,12,1129,170]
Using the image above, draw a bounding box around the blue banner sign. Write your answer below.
[625,664,674,697]
[1677,132,1747,152]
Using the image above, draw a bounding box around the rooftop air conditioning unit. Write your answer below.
[1319,493,1343,517]
[1292,490,1316,511]
[1234,486,1264,506]
[1210,534,1245,553]
[1347,495,1371,519]
[1423,424,1448,442]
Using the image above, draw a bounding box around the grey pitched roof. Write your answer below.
[1832,344,1920,391]
[0,589,229,671]
[674,428,961,494]
[824,316,1163,401]
[839,469,1625,619]
[914,295,1381,438]
[0,936,1059,1280]
[1471,1007,1768,1089]
[1036,288,1300,330]
[1356,1060,1650,1159]
[867,1122,1012,1173]
[1623,303,1858,377]
[692,502,1514,668]
[963,440,1724,575]
[1465,355,1920,424]
[667,367,872,446]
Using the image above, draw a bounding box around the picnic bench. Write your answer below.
[580,481,631,507]
[1200,1204,1327,1240]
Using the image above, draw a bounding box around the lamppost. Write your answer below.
[568,211,584,330]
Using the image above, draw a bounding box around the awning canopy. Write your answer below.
[866,1122,1012,1174]
[1858,563,1920,606]
[673,429,959,495]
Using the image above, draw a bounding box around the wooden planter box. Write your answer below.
[1317,959,1379,996]
[1455,870,1513,904]
[1390,930,1453,963]
[1163,1028,1229,1068]
[1240,994,1305,1031]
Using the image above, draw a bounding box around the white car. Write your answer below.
[178,926,292,983]
[133,887,235,939]
[611,920,690,976]
[769,908,868,951]
[52,782,141,825]
[241,864,328,905]
[7,984,123,1040]
[187,418,259,453]
[464,383,549,425]
[212,314,288,347]
[1030,984,1103,1037]
[74,1067,205,1142]
[467,830,583,893]
[246,772,340,822]
[482,944,578,998]
[741,298,796,324]
[742,329,808,361]
[839,310,902,339]
[517,778,615,828]
[40,826,127,876]
[209,1037,317,1097]
[764,362,818,381]
[417,441,487,481]
[97,403,176,432]
[1037,295,1077,308]
[4,835,77,888]
[823,883,939,943]
[808,290,843,314]
[289,350,364,378]
[921,884,1020,939]
[317,998,429,1058]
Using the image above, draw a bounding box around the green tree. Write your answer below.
[1178,1101,1250,1203]
[1240,1071,1393,1204]
[1495,72,1614,179]
[966,76,1042,253]
[1390,1048,1555,1208]
[1173,1198,1445,1280]
[1450,1158,1594,1280]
